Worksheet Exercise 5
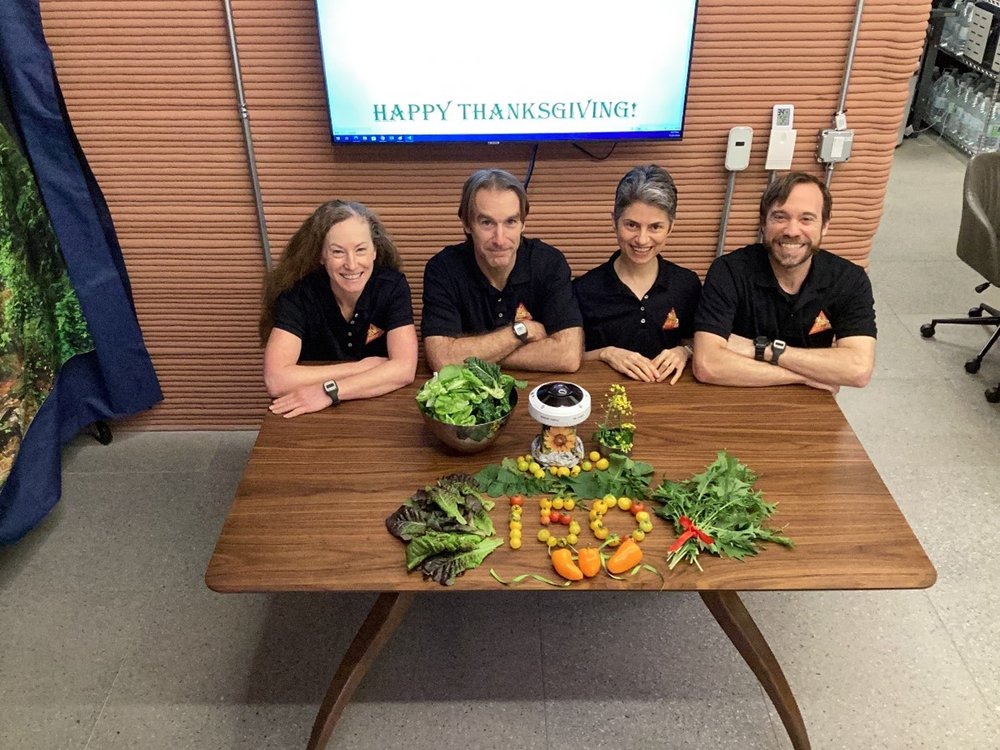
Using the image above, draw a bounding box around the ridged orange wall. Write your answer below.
[37,0,931,427]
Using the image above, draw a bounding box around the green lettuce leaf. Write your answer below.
[404,532,483,570]
[420,537,504,585]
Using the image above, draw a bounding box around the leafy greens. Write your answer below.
[386,473,501,585]
[651,450,794,570]
[475,453,655,502]
[416,357,526,425]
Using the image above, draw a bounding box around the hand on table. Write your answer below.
[269,383,332,419]
[651,345,691,384]
[599,346,660,382]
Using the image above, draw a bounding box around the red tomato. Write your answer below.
[510,495,525,507]
[630,502,644,515]
[559,514,571,526]
[539,513,551,526]
[549,511,563,524]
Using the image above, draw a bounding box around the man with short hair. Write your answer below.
[421,168,584,372]
[692,171,876,392]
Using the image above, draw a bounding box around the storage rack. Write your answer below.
[914,0,1000,156]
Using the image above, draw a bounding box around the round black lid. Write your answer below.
[534,382,586,408]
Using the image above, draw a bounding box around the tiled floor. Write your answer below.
[2,137,999,749]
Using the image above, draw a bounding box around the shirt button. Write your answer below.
[640,318,646,324]
[640,306,645,311]
[498,312,504,318]
[348,332,352,337]
[643,295,649,300]
[348,343,353,348]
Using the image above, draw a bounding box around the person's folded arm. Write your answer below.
[269,325,418,419]
[263,327,387,397]
[692,331,827,389]
[423,326,525,372]
[766,335,875,389]
[501,326,583,373]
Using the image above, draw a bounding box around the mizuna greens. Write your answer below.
[385,473,503,586]
[416,357,526,425]
[651,450,794,570]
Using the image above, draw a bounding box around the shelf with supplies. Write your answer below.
[937,43,998,79]
[914,2,1000,152]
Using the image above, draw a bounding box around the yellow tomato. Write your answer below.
[595,458,610,471]
[581,460,593,472]
[563,498,576,511]
[588,451,601,462]
[617,496,632,512]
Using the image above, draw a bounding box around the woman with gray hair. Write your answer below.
[573,164,701,383]
[259,200,417,417]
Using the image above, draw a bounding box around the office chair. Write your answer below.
[920,151,1000,403]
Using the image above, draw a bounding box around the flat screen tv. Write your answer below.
[314,0,698,144]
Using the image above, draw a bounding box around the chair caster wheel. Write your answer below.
[920,323,935,338]
[968,306,984,318]
[85,420,113,445]
[965,359,982,374]
[986,386,1000,403]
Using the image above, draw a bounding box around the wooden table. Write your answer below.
[206,363,936,750]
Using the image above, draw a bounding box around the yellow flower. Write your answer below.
[542,426,576,453]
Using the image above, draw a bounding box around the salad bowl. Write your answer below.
[421,389,518,453]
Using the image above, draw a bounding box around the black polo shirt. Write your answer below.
[421,237,583,337]
[694,243,876,347]
[574,251,702,358]
[273,266,414,361]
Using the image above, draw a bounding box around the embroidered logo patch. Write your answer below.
[662,308,679,330]
[365,324,384,344]
[809,311,832,335]
[514,303,533,322]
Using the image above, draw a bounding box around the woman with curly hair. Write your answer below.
[260,200,417,417]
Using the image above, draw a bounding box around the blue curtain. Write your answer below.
[0,0,162,543]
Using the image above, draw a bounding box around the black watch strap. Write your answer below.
[754,336,769,362]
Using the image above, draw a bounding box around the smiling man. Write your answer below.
[692,171,876,392]
[421,168,583,373]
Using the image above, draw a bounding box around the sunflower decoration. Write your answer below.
[542,425,577,454]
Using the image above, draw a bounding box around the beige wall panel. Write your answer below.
[38,0,931,427]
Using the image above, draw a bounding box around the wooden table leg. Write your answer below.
[307,592,416,750]
[699,591,810,750]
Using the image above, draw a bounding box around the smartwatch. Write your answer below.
[754,336,769,362]
[322,379,340,405]
[512,320,529,343]
[770,339,787,365]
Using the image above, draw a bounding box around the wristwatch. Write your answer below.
[512,320,529,343]
[322,379,340,406]
[754,336,769,362]
[770,339,787,365]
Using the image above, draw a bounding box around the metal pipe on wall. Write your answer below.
[826,0,865,187]
[222,0,272,270]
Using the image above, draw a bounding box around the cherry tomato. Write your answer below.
[630,502,644,515]
[510,495,525,507]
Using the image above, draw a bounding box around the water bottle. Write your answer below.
[930,71,956,126]
[947,78,971,139]
[943,0,963,49]
[981,101,1000,152]
[965,92,987,151]
[957,0,976,54]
